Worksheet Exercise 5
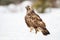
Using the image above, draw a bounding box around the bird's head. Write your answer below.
[25,5,31,11]
[25,5,34,13]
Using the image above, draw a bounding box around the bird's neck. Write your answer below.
[27,10,35,14]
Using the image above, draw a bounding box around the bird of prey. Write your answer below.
[25,6,50,35]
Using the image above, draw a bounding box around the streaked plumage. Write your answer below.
[25,6,50,35]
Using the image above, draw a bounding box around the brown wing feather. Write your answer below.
[30,12,46,28]
[25,11,46,28]
[32,12,42,21]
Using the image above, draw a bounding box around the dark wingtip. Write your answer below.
[42,29,50,36]
[44,32,50,36]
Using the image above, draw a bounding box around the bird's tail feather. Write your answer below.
[41,28,50,35]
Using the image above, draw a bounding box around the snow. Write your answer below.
[0,1,60,40]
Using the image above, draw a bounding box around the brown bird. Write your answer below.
[25,6,50,36]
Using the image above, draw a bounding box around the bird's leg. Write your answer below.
[35,30,37,34]
[30,27,33,32]
[35,28,38,34]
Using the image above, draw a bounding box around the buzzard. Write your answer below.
[25,6,50,35]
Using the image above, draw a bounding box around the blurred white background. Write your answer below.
[0,1,60,40]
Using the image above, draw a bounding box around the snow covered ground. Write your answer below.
[0,1,60,40]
